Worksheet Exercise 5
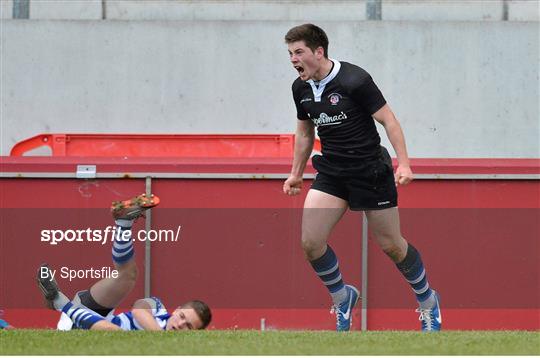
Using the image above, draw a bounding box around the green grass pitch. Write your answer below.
[1,330,538,355]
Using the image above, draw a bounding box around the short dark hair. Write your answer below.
[284,24,329,58]
[182,300,212,329]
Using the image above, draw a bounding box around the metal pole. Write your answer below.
[144,177,152,298]
[13,0,30,19]
[101,0,107,20]
[361,212,369,331]
[502,0,509,21]
[366,0,382,20]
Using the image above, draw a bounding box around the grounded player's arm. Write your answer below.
[131,299,163,331]
[283,120,315,195]
[90,320,122,331]
[372,104,413,185]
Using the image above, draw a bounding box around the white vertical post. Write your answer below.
[361,212,369,331]
[144,177,152,298]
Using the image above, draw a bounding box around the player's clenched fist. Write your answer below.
[283,175,303,196]
[394,165,414,186]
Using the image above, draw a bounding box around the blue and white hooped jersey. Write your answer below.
[112,297,171,331]
[57,296,171,331]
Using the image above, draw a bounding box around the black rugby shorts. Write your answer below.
[77,289,115,317]
[310,147,398,211]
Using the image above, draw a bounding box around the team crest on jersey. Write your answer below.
[328,93,342,105]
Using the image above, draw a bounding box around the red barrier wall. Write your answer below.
[0,157,538,330]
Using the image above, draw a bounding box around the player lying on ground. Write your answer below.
[37,194,211,331]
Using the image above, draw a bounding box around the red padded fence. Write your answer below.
[1,156,538,331]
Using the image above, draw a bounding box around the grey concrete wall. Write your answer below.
[1,21,538,158]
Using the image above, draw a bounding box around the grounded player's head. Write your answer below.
[183,300,212,329]
[284,24,329,59]
[166,300,212,330]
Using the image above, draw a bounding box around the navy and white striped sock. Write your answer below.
[396,244,435,308]
[61,302,105,330]
[310,245,348,305]
[112,219,134,265]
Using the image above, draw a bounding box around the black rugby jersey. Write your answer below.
[292,61,387,160]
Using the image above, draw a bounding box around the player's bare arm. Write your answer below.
[89,320,123,331]
[283,119,315,196]
[131,299,163,331]
[372,104,413,185]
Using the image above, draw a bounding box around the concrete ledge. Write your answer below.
[2,0,538,21]
[29,0,102,20]
[105,0,367,21]
[1,0,13,19]
[508,0,540,21]
[382,0,504,21]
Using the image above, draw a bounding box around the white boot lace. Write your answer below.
[416,308,434,331]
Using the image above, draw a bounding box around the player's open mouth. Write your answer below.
[294,65,304,75]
